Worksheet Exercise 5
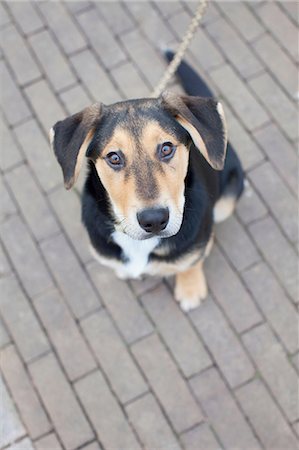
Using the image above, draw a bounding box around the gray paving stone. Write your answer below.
[76,8,126,69]
[75,370,141,450]
[154,1,183,19]
[190,296,255,388]
[280,1,299,25]
[37,1,86,54]
[13,119,62,193]
[215,215,260,271]
[7,437,35,450]
[249,216,298,303]
[131,334,202,433]
[236,181,268,225]
[0,344,51,439]
[34,288,96,381]
[64,1,92,15]
[129,276,161,297]
[140,283,212,377]
[29,30,76,92]
[1,24,41,85]
[243,323,299,422]
[110,61,149,100]
[5,164,60,241]
[40,233,100,319]
[206,16,263,78]
[209,64,269,131]
[126,393,182,450]
[86,261,153,344]
[81,309,147,404]
[0,240,11,277]
[180,423,222,450]
[205,245,262,333]
[0,274,50,363]
[0,378,26,448]
[24,80,65,134]
[236,379,298,450]
[253,122,298,196]
[0,176,17,222]
[34,433,63,450]
[80,442,102,450]
[0,117,24,171]
[29,353,94,450]
[59,84,91,115]
[190,368,262,450]
[6,1,44,35]
[0,2,10,27]
[0,60,31,126]
[0,215,53,297]
[185,0,221,26]
[249,72,298,141]
[97,1,134,35]
[0,316,10,348]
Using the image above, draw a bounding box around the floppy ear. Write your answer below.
[162,92,227,170]
[49,103,102,189]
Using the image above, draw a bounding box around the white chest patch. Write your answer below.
[112,231,160,279]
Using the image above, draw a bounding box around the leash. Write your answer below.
[151,0,209,98]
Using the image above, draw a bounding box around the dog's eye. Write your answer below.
[158,142,176,160]
[105,152,124,169]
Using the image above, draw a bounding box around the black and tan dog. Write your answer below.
[50,54,243,311]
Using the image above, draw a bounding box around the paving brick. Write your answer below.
[249,216,298,303]
[236,181,268,225]
[40,233,100,319]
[242,262,298,354]
[236,379,298,449]
[131,334,202,433]
[37,1,86,54]
[190,296,255,388]
[0,316,10,348]
[1,24,41,85]
[0,240,11,276]
[0,2,10,27]
[249,161,297,243]
[126,393,181,450]
[215,215,260,271]
[249,72,298,141]
[0,215,53,297]
[216,2,263,42]
[59,84,91,115]
[5,164,60,241]
[0,117,24,171]
[0,60,31,126]
[75,370,141,450]
[76,9,126,69]
[257,1,298,62]
[243,323,299,422]
[80,442,102,450]
[110,61,149,99]
[280,1,299,25]
[154,1,183,19]
[97,2,134,35]
[180,423,222,450]
[141,284,211,377]
[86,261,153,343]
[64,1,92,15]
[206,16,263,78]
[81,309,147,403]
[190,367,262,450]
[209,64,269,131]
[34,433,63,450]
[29,353,94,450]
[0,375,26,448]
[169,11,224,72]
[0,176,17,222]
[184,0,221,25]
[0,344,51,439]
[34,288,96,381]
[13,119,62,193]
[8,437,34,450]
[205,245,262,333]
[6,1,44,35]
[24,80,65,134]
[70,49,119,104]
[253,122,298,196]
[29,30,76,92]
[48,186,91,264]
[0,274,50,362]
[129,276,161,297]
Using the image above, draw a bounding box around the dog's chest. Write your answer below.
[112,231,160,278]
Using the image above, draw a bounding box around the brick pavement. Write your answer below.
[0,1,298,449]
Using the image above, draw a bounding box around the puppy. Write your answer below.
[50,55,244,311]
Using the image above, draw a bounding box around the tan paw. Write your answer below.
[174,269,207,312]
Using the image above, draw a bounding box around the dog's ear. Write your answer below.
[49,103,102,189]
[161,92,227,170]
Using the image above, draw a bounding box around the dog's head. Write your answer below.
[50,93,227,240]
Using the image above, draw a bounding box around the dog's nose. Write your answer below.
[137,208,169,234]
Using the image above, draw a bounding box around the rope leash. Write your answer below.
[151,0,209,98]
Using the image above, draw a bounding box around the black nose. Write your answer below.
[137,208,169,234]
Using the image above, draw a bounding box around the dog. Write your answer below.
[50,53,244,311]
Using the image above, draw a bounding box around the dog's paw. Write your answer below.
[174,271,207,312]
[179,296,202,312]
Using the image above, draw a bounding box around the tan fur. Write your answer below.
[176,115,211,165]
[175,259,207,311]
[72,129,94,188]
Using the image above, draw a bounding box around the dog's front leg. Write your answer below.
[174,259,207,312]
